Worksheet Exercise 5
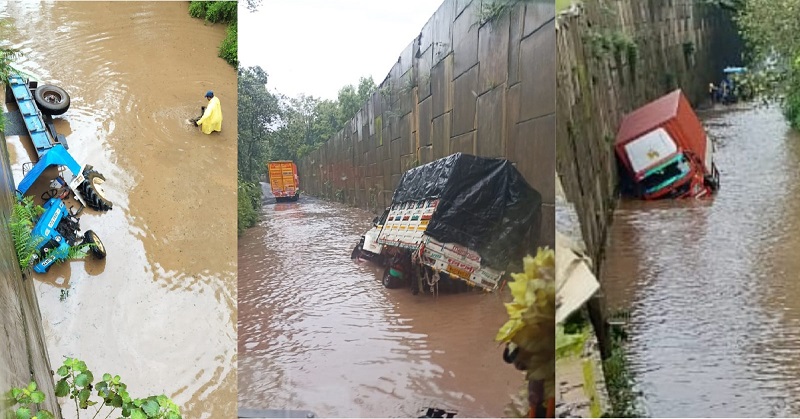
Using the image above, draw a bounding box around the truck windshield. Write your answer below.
[640,154,691,193]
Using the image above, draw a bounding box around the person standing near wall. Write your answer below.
[195,90,223,134]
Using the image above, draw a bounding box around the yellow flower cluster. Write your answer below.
[496,248,556,399]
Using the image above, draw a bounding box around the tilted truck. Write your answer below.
[267,161,300,202]
[615,89,720,200]
[351,153,541,293]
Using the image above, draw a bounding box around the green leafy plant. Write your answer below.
[218,22,237,67]
[188,1,237,67]
[10,196,94,273]
[0,46,21,83]
[9,381,54,419]
[238,177,261,235]
[476,0,522,26]
[10,196,46,272]
[9,358,182,419]
[555,324,587,358]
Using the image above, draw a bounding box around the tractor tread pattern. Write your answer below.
[78,169,113,211]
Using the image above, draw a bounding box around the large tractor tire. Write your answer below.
[34,84,70,116]
[83,230,106,259]
[78,166,113,211]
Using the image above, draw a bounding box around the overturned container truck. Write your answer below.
[615,89,720,200]
[352,153,541,294]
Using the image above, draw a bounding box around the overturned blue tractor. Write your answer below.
[5,72,111,273]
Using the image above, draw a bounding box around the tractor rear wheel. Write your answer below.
[34,84,70,116]
[78,167,113,211]
[83,230,106,259]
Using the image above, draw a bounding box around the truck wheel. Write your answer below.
[78,167,113,211]
[351,239,364,260]
[83,230,106,259]
[704,175,720,192]
[34,84,70,116]
[382,267,404,289]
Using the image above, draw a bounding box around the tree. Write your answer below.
[736,0,800,126]
[237,66,281,182]
[336,76,376,126]
[236,72,376,233]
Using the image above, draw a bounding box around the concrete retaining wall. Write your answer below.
[556,0,741,266]
[0,132,61,417]
[297,0,557,247]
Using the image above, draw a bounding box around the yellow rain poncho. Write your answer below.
[196,96,222,134]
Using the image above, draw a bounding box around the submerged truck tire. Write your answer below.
[382,267,405,289]
[83,230,106,259]
[34,84,71,116]
[351,238,364,260]
[78,167,113,211]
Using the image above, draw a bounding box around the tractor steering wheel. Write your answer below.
[41,189,58,201]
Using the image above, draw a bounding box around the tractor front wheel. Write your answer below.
[78,166,113,211]
[83,230,106,260]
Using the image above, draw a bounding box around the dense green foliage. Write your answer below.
[0,46,19,83]
[219,22,238,67]
[236,64,375,233]
[238,177,260,235]
[0,46,20,131]
[10,358,182,419]
[735,0,800,127]
[188,1,237,67]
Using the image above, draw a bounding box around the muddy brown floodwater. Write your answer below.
[602,104,800,417]
[1,2,236,418]
[238,186,524,417]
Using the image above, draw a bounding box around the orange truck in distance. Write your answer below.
[267,161,300,202]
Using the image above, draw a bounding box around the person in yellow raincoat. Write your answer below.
[195,90,222,134]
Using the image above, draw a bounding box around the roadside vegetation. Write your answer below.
[9,357,181,419]
[236,64,375,234]
[732,0,800,127]
[0,46,20,131]
[188,1,237,67]
[602,317,640,418]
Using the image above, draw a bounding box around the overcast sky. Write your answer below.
[238,0,443,100]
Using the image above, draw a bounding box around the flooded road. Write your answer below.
[602,105,800,417]
[1,2,236,418]
[238,187,523,417]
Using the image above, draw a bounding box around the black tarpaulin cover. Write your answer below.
[391,153,541,270]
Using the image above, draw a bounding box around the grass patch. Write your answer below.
[583,359,603,418]
[601,320,641,417]
[556,0,572,12]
